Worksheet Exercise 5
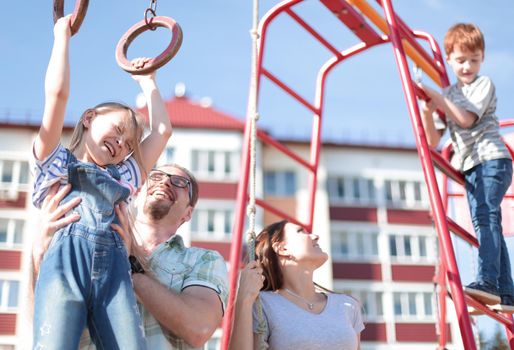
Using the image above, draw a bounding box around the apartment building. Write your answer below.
[0,95,462,349]
[261,140,463,349]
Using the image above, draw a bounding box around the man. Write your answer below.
[32,164,228,349]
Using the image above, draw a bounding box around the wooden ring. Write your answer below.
[53,0,89,36]
[115,16,183,75]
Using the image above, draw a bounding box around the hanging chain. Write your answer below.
[144,0,158,31]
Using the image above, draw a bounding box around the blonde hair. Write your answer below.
[69,102,146,177]
[444,23,485,56]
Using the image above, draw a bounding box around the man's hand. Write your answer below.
[32,183,80,278]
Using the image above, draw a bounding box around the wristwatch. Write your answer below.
[129,255,145,274]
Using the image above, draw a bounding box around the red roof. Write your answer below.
[137,96,246,131]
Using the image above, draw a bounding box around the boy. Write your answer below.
[418,23,514,313]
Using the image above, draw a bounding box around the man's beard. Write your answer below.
[145,200,172,221]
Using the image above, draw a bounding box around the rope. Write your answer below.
[246,0,260,261]
[245,0,267,347]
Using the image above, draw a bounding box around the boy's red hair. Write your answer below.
[444,23,485,56]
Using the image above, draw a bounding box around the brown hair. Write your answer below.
[68,102,146,176]
[444,23,485,56]
[254,220,288,291]
[158,163,200,207]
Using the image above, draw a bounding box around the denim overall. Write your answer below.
[33,151,146,350]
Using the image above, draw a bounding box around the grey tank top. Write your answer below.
[253,291,365,350]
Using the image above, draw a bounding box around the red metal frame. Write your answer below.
[220,1,514,349]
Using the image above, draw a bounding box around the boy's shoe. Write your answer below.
[490,295,514,314]
[464,282,501,305]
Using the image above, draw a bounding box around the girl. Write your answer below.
[229,220,365,350]
[32,16,172,349]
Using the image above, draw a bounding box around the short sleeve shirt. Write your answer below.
[31,143,141,208]
[433,75,510,171]
[79,235,228,350]
[253,292,365,350]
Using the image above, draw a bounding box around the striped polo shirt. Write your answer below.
[434,75,510,172]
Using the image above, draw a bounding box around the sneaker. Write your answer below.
[490,295,514,314]
[464,282,501,305]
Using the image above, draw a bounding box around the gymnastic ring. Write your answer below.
[115,16,183,75]
[53,0,89,36]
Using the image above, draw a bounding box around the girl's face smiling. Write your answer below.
[82,110,136,166]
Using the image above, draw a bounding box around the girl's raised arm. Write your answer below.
[34,16,72,161]
[132,60,173,173]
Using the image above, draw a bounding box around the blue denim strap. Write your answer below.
[105,164,121,181]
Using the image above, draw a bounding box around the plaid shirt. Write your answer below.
[80,235,228,350]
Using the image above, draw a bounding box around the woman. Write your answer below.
[229,220,364,350]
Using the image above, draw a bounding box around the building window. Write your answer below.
[327,176,376,205]
[384,179,428,208]
[191,150,239,179]
[264,171,296,196]
[191,208,233,239]
[0,160,30,199]
[388,233,435,262]
[0,280,20,310]
[0,218,24,248]
[1,160,13,183]
[331,230,379,260]
[224,152,232,175]
[334,232,349,256]
[393,291,435,319]
[423,292,433,316]
[156,147,175,167]
[165,147,175,164]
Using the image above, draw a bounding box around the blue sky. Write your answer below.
[2,1,514,145]
[2,0,514,343]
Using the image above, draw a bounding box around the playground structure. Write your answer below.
[50,0,514,348]
[221,0,514,349]
[53,0,183,74]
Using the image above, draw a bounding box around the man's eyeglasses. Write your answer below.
[149,169,193,203]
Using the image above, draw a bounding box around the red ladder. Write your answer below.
[220,1,514,349]
[434,120,514,349]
